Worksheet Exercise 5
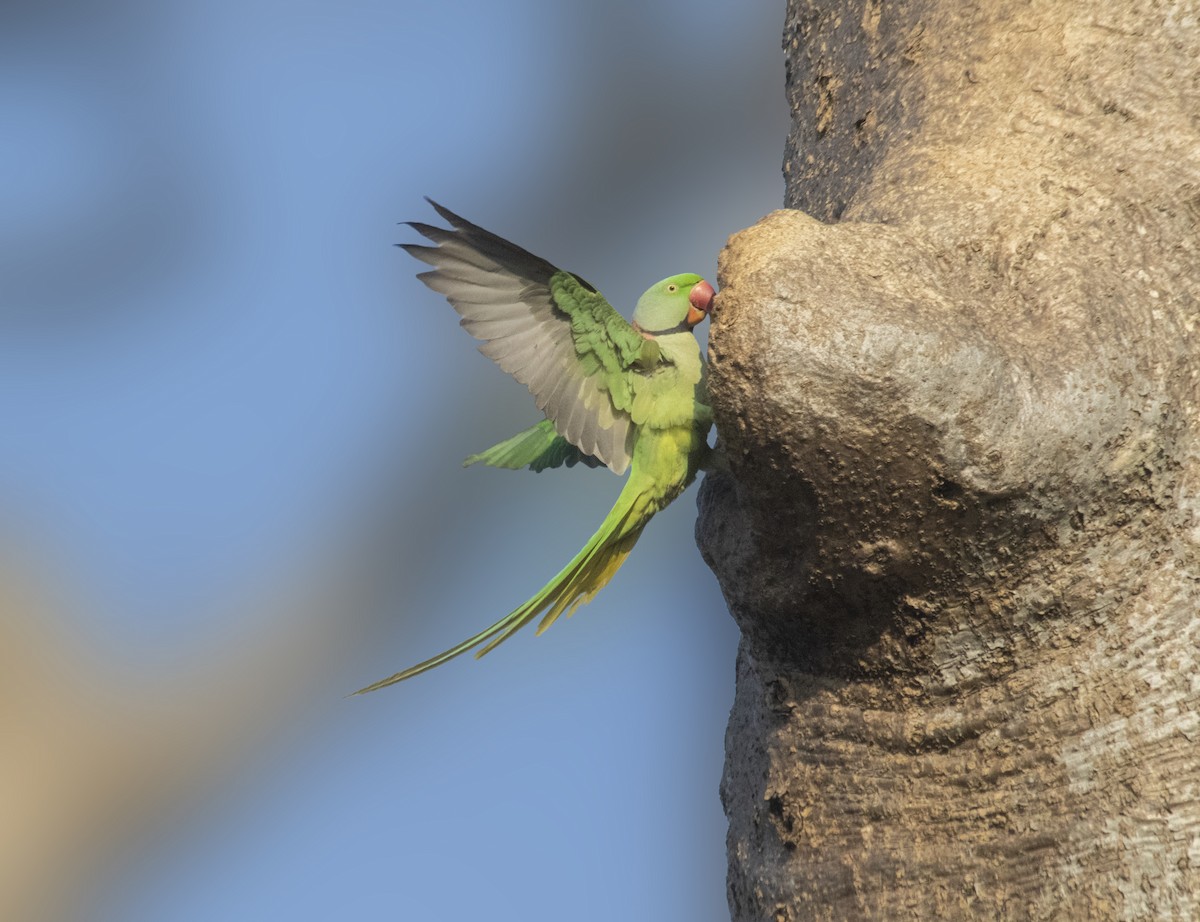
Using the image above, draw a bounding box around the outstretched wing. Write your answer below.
[464,419,604,473]
[402,199,659,475]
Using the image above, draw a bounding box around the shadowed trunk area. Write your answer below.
[698,1,1200,918]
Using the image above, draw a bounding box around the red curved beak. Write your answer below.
[686,280,715,327]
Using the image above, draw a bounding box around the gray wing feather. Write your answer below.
[403,200,638,474]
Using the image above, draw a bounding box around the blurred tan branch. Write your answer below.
[0,536,383,922]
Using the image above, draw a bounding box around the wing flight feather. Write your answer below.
[403,200,655,474]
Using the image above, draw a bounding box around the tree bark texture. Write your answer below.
[697,1,1200,919]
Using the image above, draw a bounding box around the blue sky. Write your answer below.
[1,2,785,919]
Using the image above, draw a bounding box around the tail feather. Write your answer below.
[353,477,657,693]
[533,527,642,635]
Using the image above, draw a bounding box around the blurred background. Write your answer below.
[0,1,785,919]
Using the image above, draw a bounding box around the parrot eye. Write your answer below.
[666,284,678,293]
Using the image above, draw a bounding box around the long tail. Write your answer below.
[354,473,660,693]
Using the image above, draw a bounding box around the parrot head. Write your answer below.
[631,273,715,336]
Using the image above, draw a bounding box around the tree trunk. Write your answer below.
[697,1,1200,918]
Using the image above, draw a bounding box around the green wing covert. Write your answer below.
[402,200,661,475]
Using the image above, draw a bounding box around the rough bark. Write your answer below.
[697,1,1200,919]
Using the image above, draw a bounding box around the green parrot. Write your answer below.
[356,200,715,693]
